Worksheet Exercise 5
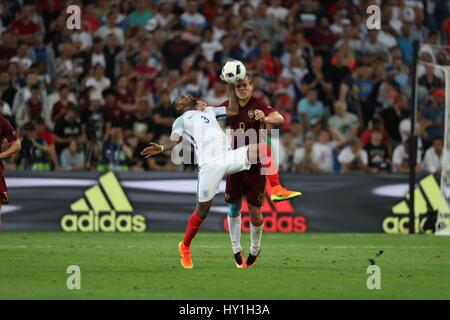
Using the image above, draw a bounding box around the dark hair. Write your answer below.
[22,122,36,133]
[59,84,70,92]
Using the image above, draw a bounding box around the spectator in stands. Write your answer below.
[10,3,39,44]
[360,116,390,148]
[15,84,42,128]
[364,128,390,173]
[54,107,82,155]
[420,88,445,150]
[422,137,443,175]
[418,65,444,91]
[96,11,125,45]
[51,85,75,123]
[35,117,60,170]
[329,100,359,147]
[85,63,111,96]
[61,139,85,171]
[392,138,422,173]
[152,90,176,140]
[293,135,316,173]
[301,55,333,108]
[338,138,368,173]
[99,126,132,172]
[14,122,50,171]
[381,93,409,145]
[297,88,325,130]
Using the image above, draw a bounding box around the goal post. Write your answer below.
[434,65,450,235]
[415,55,450,235]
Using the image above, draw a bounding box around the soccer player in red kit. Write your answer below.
[0,115,21,227]
[221,74,301,268]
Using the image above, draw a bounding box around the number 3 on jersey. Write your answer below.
[201,116,210,123]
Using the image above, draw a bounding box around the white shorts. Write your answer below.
[197,146,251,202]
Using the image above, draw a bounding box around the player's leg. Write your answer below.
[259,142,302,202]
[179,200,212,269]
[179,162,226,269]
[225,173,246,268]
[224,148,254,268]
[244,167,266,268]
[247,203,264,268]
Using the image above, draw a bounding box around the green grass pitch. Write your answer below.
[0,232,449,299]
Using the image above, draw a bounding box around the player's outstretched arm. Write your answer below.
[0,138,21,159]
[140,135,181,159]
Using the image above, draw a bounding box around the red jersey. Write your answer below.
[0,116,18,172]
[220,96,275,149]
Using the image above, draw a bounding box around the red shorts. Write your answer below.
[225,163,266,207]
[0,174,8,205]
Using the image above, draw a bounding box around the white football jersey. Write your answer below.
[171,106,230,167]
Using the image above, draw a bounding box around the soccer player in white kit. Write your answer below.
[141,94,262,269]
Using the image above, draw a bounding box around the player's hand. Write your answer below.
[140,143,163,158]
[254,109,266,122]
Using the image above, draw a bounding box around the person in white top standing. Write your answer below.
[140,94,264,269]
[422,137,443,175]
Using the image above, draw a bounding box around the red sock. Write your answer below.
[183,211,204,247]
[260,142,280,188]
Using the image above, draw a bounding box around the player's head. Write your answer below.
[234,73,253,101]
[173,95,206,114]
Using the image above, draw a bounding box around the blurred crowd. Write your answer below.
[0,0,448,174]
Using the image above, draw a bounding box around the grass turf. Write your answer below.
[0,232,449,299]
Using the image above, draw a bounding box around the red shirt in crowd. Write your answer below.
[360,128,390,147]
[11,19,38,35]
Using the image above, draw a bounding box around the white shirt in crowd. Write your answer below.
[294,141,335,172]
[71,31,93,50]
[201,41,223,62]
[95,26,125,45]
[392,144,422,172]
[85,77,111,95]
[422,146,443,174]
[267,5,289,21]
[180,12,206,29]
[338,146,368,166]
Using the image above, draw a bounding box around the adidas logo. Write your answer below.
[223,185,307,233]
[60,172,146,232]
[383,175,450,234]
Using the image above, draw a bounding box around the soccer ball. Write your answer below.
[221,60,246,85]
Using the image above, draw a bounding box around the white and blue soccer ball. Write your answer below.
[221,60,246,85]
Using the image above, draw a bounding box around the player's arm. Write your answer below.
[0,138,21,159]
[141,116,183,158]
[140,134,180,158]
[254,110,284,125]
[226,84,239,116]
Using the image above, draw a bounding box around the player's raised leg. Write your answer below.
[179,200,211,269]
[260,142,302,202]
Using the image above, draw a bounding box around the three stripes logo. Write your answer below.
[61,172,146,232]
[383,175,450,234]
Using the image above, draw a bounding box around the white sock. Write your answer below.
[227,215,242,254]
[250,222,264,256]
